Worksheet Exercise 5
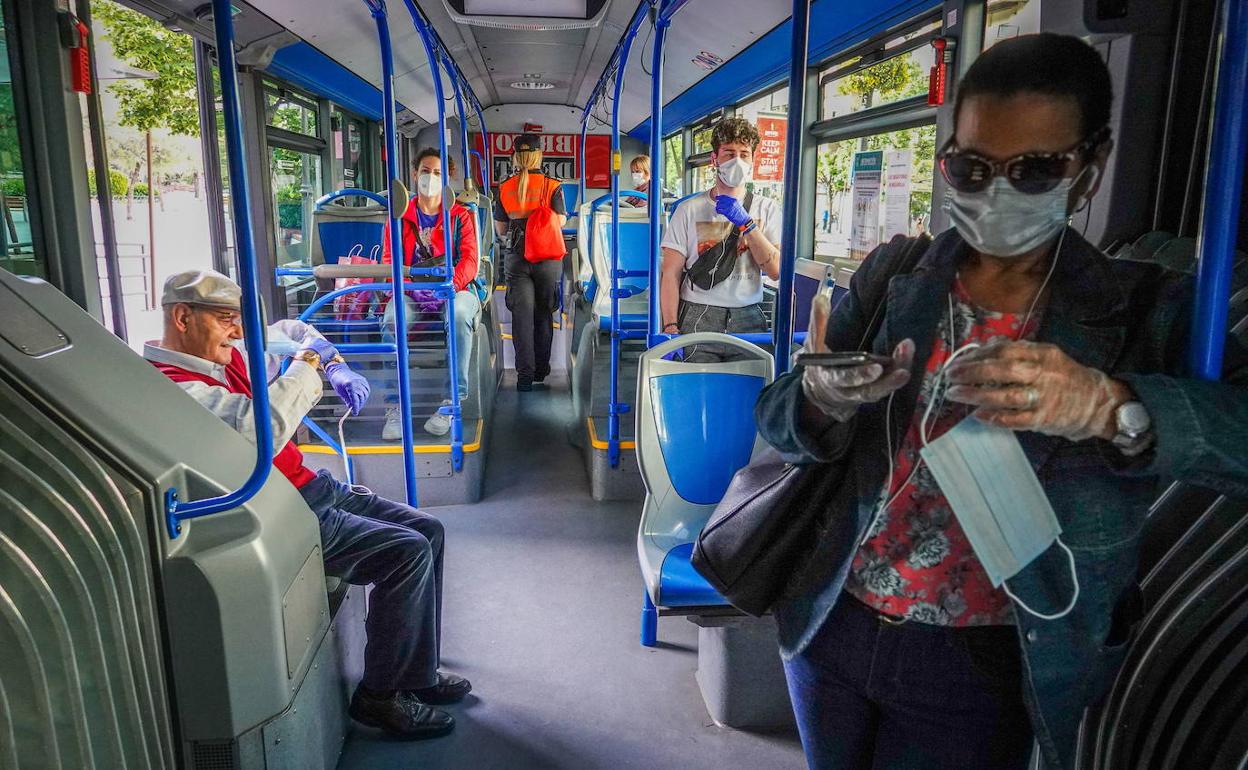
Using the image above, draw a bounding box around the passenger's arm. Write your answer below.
[174,359,324,452]
[660,247,685,331]
[744,227,781,280]
[754,245,895,463]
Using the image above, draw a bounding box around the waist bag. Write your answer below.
[684,191,754,291]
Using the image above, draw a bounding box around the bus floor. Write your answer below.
[336,372,805,770]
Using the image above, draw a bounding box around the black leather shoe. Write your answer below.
[411,672,473,705]
[534,367,551,383]
[349,687,454,740]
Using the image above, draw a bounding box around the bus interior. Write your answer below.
[0,0,1246,767]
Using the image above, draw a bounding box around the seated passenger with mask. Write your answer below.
[754,34,1248,770]
[145,270,471,741]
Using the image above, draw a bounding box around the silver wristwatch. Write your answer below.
[1111,401,1153,455]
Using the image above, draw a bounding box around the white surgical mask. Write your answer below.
[946,176,1073,257]
[416,171,440,198]
[631,171,647,188]
[716,157,752,188]
[919,418,1079,620]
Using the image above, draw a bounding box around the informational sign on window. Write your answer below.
[849,150,883,260]
[754,116,786,181]
[471,132,611,188]
[882,149,913,240]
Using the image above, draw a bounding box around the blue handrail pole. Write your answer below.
[773,0,811,376]
[606,3,651,468]
[165,0,274,538]
[409,5,464,471]
[1190,0,1248,379]
[579,118,589,213]
[647,5,670,346]
[367,0,420,506]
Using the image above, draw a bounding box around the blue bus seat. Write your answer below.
[308,199,387,271]
[635,333,773,646]
[587,206,653,324]
[792,258,834,334]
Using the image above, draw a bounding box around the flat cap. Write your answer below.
[161,269,241,310]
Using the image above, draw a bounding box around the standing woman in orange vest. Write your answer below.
[492,133,568,391]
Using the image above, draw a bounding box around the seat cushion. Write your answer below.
[659,542,728,607]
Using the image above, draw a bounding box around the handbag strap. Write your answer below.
[854,232,932,350]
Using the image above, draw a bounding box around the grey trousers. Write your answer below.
[677,300,768,363]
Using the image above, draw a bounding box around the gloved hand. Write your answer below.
[800,294,914,421]
[300,336,339,364]
[410,289,444,314]
[326,362,371,416]
[715,195,752,228]
[944,340,1130,441]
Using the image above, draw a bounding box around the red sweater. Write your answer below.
[381,199,479,293]
[151,349,317,489]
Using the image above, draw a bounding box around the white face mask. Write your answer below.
[416,171,440,198]
[630,171,647,188]
[945,165,1097,258]
[919,418,1079,620]
[716,156,752,188]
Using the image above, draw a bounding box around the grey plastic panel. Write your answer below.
[0,278,72,357]
[0,271,324,747]
[282,547,328,679]
[0,378,174,768]
[693,617,796,730]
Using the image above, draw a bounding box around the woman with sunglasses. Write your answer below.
[755,33,1248,770]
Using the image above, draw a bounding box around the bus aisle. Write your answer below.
[337,372,805,770]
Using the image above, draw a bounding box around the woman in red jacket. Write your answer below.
[381,147,484,439]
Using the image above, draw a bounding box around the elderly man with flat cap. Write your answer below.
[144,269,470,740]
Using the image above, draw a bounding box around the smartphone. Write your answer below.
[796,351,894,368]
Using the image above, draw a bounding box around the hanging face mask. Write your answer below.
[716,157,752,188]
[630,171,647,188]
[919,417,1079,620]
[946,176,1073,258]
[416,171,440,198]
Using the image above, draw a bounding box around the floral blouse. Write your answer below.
[844,279,1041,626]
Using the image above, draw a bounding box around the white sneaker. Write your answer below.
[382,408,403,441]
[423,399,453,437]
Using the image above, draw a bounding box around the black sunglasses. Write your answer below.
[938,129,1108,195]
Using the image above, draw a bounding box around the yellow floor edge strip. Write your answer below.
[300,418,485,455]
[586,417,636,451]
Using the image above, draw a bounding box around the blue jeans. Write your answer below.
[783,594,1033,770]
[382,290,482,400]
[299,471,445,691]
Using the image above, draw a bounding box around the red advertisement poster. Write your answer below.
[470,132,611,188]
[754,116,787,182]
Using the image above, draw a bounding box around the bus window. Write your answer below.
[985,0,1042,47]
[814,125,936,265]
[691,124,713,155]
[333,111,371,193]
[819,23,938,121]
[692,163,716,192]
[662,132,684,198]
[264,81,326,269]
[737,87,789,210]
[0,13,39,278]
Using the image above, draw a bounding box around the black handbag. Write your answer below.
[690,233,931,617]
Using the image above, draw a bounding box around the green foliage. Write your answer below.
[1,176,23,197]
[132,182,149,197]
[94,0,199,135]
[86,168,130,197]
[835,54,926,110]
[277,202,303,229]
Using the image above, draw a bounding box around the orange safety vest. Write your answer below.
[498,173,560,219]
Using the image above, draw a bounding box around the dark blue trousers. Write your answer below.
[299,471,444,691]
[783,594,1033,770]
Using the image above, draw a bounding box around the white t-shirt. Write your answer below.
[660,190,782,308]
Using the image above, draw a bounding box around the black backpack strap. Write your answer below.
[684,190,758,291]
[853,232,932,349]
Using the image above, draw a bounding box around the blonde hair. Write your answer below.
[513,149,544,204]
[631,154,651,176]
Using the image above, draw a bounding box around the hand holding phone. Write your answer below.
[800,295,915,417]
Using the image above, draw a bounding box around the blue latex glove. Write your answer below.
[300,336,339,363]
[326,362,371,415]
[715,195,752,228]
